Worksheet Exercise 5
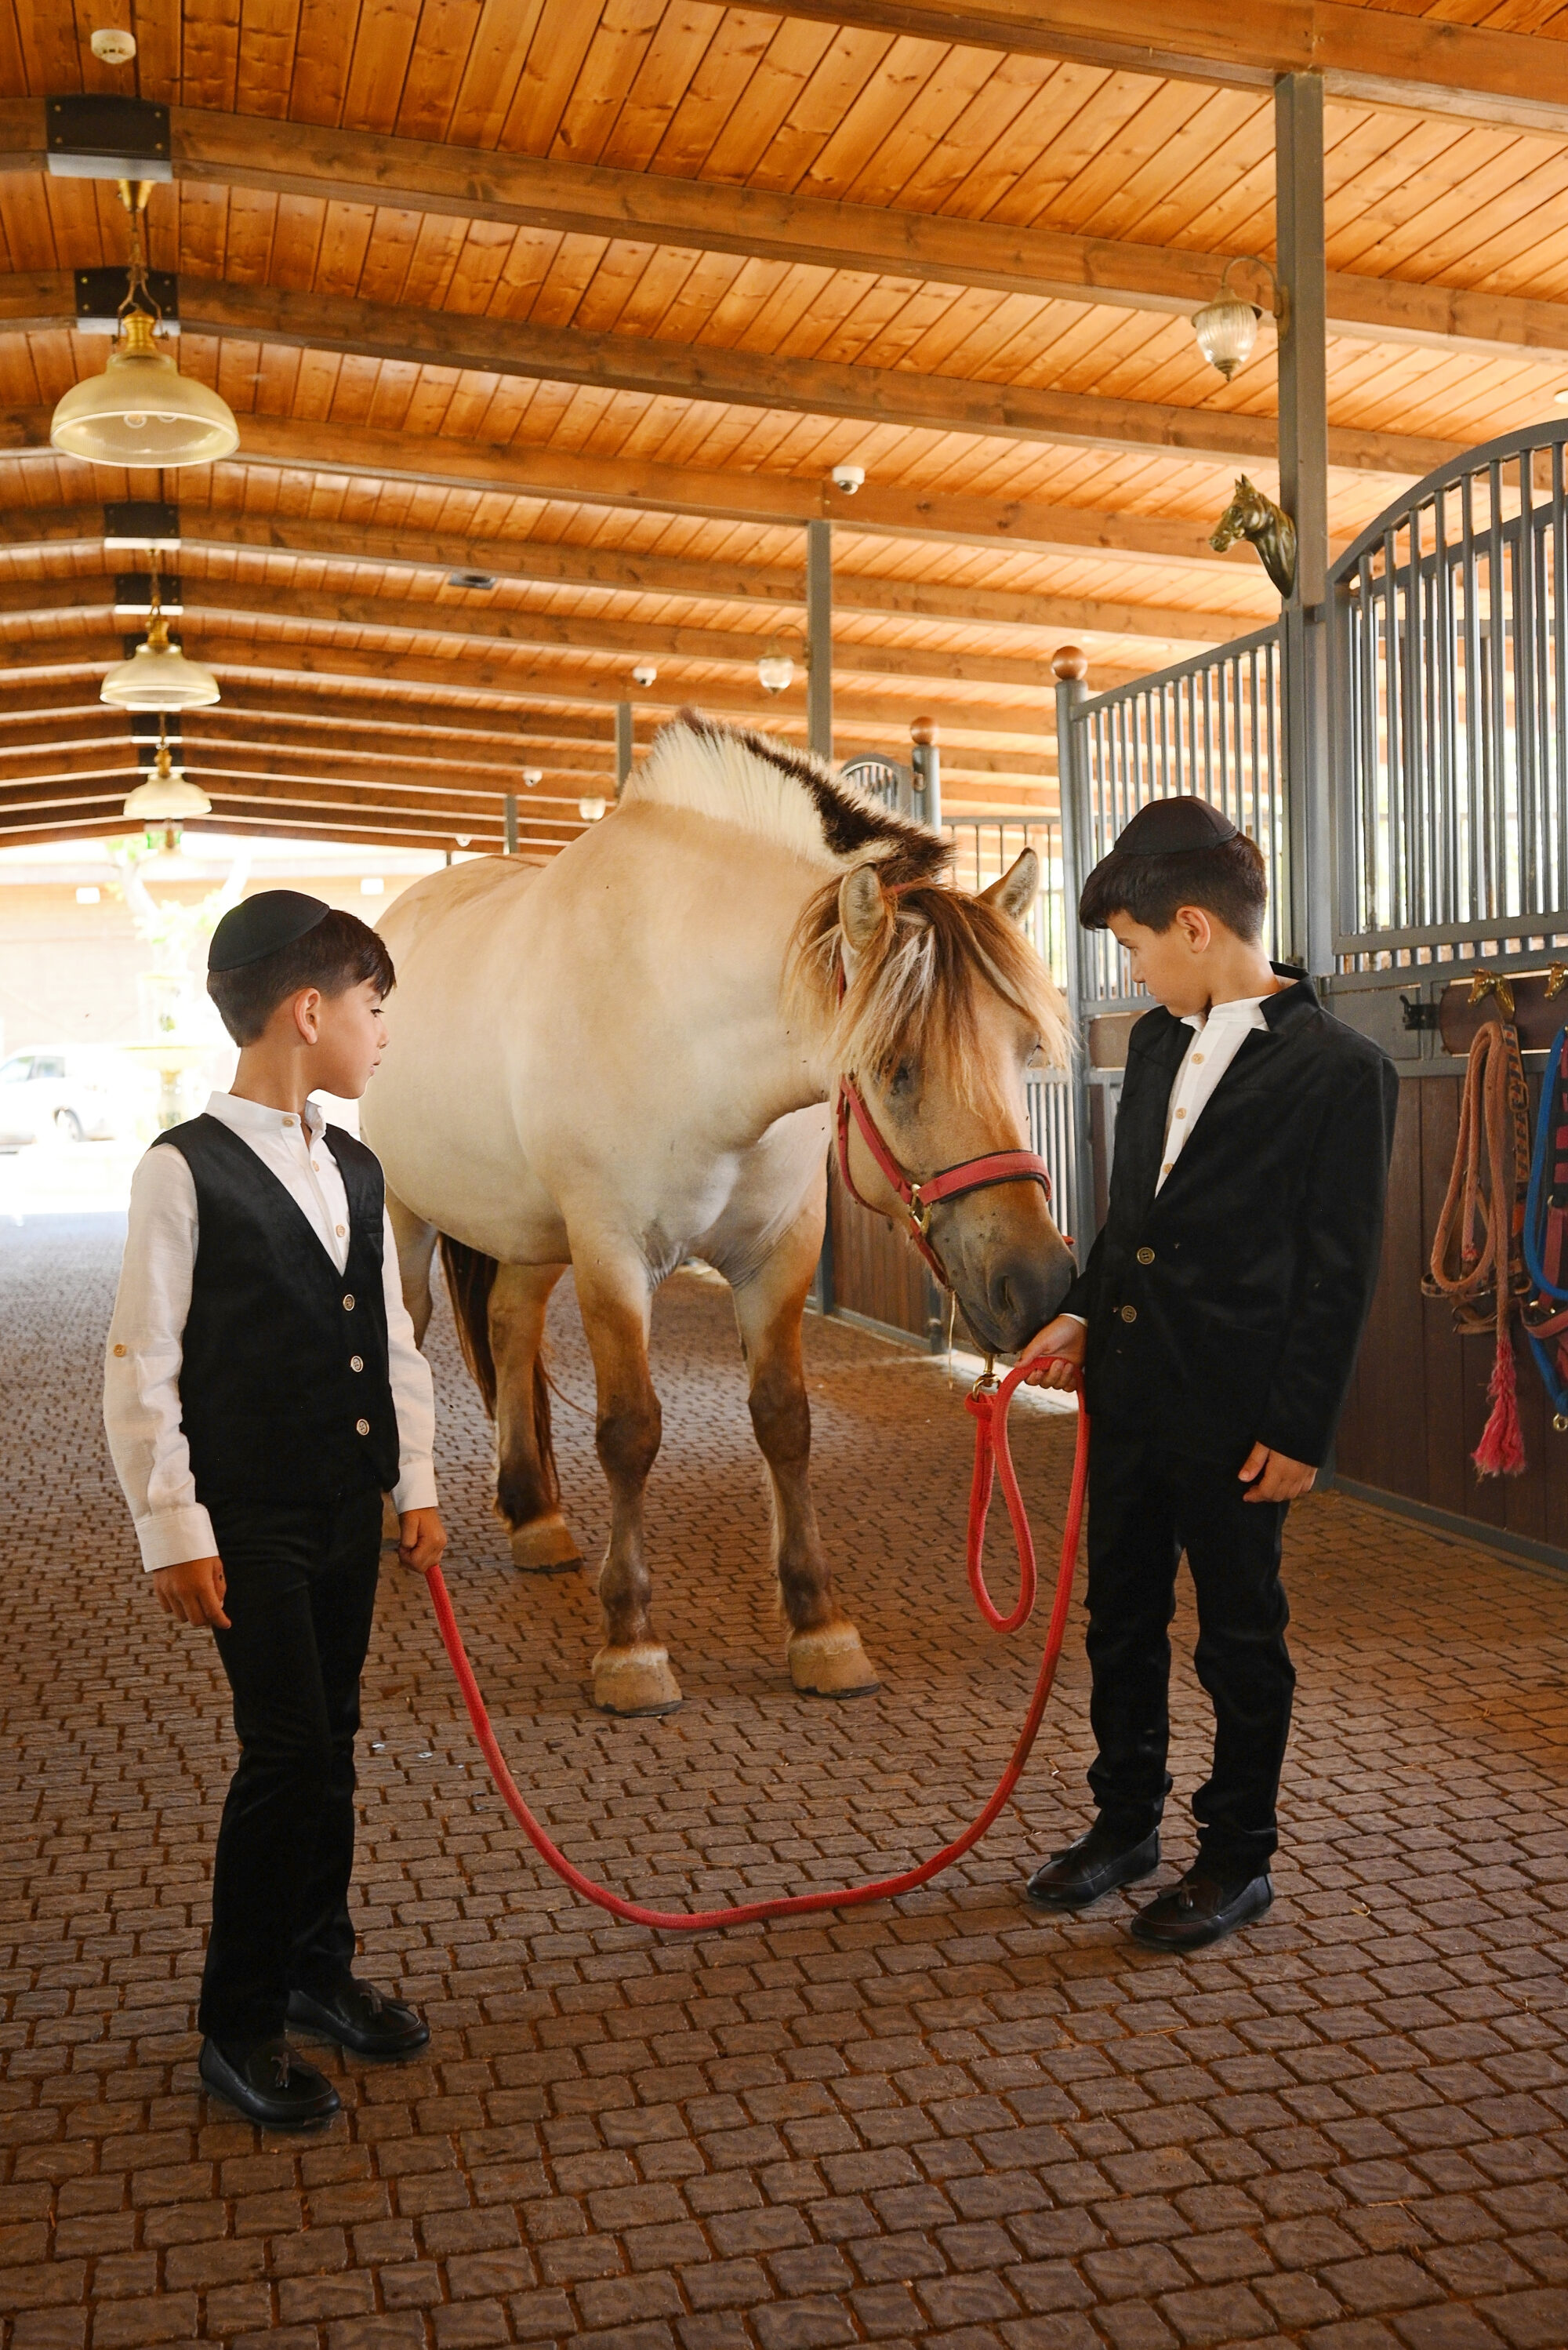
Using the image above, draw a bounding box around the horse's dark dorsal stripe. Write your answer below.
[674,706,947,883]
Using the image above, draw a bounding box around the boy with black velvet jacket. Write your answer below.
[1022,799,1398,1949]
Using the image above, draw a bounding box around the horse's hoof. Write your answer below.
[788,1623,880,1698]
[593,1644,683,1716]
[508,1514,583,1573]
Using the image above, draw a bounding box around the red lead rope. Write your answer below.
[423,1357,1087,1931]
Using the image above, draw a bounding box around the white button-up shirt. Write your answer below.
[103,1089,437,1571]
[1156,991,1273,1192]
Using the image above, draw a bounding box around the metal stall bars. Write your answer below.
[1054,630,1287,1226]
[1331,418,1568,1019]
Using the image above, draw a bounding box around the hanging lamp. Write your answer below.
[51,180,239,467]
[1191,256,1286,383]
[123,721,212,821]
[101,569,221,710]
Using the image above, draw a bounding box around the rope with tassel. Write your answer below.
[1423,973,1534,1477]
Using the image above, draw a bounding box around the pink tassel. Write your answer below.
[1473,1329,1526,1478]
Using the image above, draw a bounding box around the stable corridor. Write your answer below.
[5,1223,1568,2350]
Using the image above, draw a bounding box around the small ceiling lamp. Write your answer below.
[101,570,221,710]
[1192,256,1285,383]
[521,767,543,787]
[757,646,795,694]
[579,795,608,822]
[123,721,212,821]
[51,179,240,467]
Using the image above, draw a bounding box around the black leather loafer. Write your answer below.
[1130,1868,1273,1950]
[287,1977,430,2058]
[198,2035,340,2129]
[1024,1824,1160,1911]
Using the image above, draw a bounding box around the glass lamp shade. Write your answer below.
[757,654,795,693]
[51,311,240,467]
[100,617,221,711]
[1191,295,1261,382]
[123,768,212,820]
[578,795,608,822]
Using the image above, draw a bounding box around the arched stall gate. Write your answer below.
[817,418,1568,1564]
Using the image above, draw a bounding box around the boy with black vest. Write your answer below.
[1022,800,1398,1949]
[105,891,447,2127]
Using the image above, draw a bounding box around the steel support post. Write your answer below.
[806,518,833,763]
[910,716,942,830]
[1053,648,1098,1250]
[1276,71,1333,978]
[503,790,518,856]
[615,700,633,795]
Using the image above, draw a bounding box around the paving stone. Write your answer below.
[8,1234,1568,2350]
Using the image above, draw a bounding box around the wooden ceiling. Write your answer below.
[3,0,1568,858]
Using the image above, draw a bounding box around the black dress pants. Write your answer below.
[198,1481,383,2048]
[1083,1422,1295,1880]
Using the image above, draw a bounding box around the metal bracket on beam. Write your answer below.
[46,94,172,181]
[103,502,181,554]
[75,267,180,335]
[115,574,183,616]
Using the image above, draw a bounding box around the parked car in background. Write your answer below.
[0,1047,123,1146]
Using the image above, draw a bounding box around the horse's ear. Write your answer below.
[978,848,1039,927]
[839,863,890,953]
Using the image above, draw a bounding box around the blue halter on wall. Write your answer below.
[1523,1023,1568,1429]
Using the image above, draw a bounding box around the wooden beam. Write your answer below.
[0,503,1259,647]
[13,273,1460,480]
[0,634,1060,739]
[0,407,1279,572]
[5,107,1566,363]
[760,0,1568,139]
[2,576,1072,699]
[0,744,604,805]
[0,768,584,829]
[0,806,558,858]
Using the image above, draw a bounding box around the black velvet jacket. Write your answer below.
[1064,968,1399,1469]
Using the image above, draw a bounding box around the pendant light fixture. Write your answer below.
[1191,256,1286,383]
[123,720,212,822]
[101,568,221,710]
[51,180,239,467]
[757,645,795,694]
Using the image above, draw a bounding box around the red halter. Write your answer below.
[834,1073,1054,1287]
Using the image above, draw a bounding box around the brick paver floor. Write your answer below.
[5,1215,1568,2350]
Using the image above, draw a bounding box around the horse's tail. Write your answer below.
[437,1237,560,1511]
[438,1235,500,1415]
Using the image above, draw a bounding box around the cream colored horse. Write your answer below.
[365,715,1075,1716]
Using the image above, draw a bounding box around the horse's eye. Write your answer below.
[890,1058,915,1095]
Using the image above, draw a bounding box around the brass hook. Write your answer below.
[1546,964,1568,1001]
[1468,969,1515,1019]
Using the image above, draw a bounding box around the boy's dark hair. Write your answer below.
[1079,833,1268,942]
[207,908,396,1044]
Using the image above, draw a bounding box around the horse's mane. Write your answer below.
[623,708,947,884]
[787,881,1069,1092]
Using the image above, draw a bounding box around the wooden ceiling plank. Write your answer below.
[0,402,1276,568]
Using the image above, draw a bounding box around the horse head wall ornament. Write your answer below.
[1210,474,1298,601]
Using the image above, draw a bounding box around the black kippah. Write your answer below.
[1113,797,1238,857]
[208,890,330,972]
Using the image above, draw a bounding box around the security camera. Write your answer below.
[91,26,136,61]
[521,767,543,787]
[632,662,657,688]
[830,463,865,495]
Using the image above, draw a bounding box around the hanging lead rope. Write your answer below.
[1424,985,1534,1476]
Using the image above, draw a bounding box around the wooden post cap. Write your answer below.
[1051,645,1089,682]
[909,714,938,746]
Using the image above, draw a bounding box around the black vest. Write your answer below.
[154,1113,401,1510]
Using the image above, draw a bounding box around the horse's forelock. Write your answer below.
[786,880,1069,1096]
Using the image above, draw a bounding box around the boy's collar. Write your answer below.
[206,1088,327,1137]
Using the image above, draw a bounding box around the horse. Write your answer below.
[364,712,1077,1717]
[1210,474,1298,600]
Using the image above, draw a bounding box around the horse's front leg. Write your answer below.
[732,1207,880,1698]
[575,1249,681,1716]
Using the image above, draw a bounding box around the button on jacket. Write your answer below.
[1062,968,1399,1469]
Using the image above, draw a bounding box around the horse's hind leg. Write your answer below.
[488,1262,583,1571]
[575,1249,681,1716]
[732,1208,880,1698]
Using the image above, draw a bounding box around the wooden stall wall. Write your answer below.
[1334,1071,1568,1559]
[823,1163,941,1347]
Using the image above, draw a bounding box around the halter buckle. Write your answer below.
[907,1185,933,1237]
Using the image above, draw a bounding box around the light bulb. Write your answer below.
[52,311,240,467]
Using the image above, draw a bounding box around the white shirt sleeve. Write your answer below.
[103,1146,219,1573]
[383,1208,438,1516]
